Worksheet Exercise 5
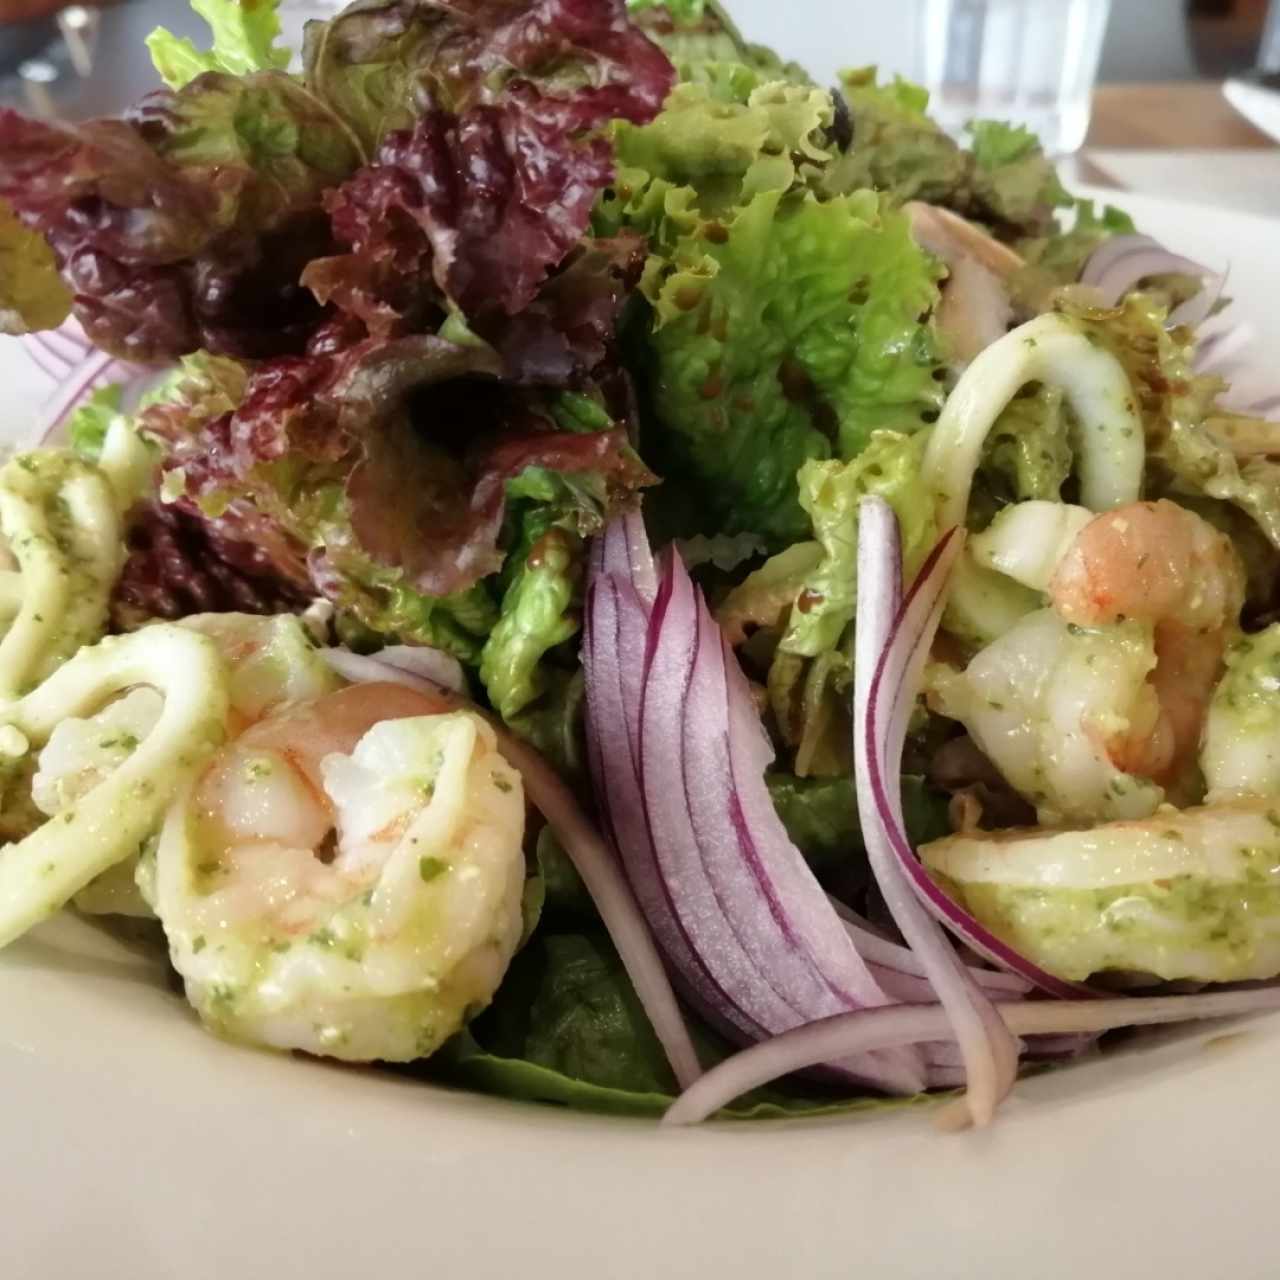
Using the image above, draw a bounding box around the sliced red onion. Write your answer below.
[320,644,467,695]
[829,901,1030,1000]
[857,501,1094,998]
[584,514,928,1094]
[1080,234,1223,329]
[664,986,1280,1125]
[321,642,703,1089]
[18,318,146,445]
[854,499,1023,1127]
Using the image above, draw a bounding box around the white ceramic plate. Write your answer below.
[3,188,1280,1280]
[1225,78,1280,145]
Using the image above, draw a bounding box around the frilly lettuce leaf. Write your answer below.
[0,198,70,335]
[0,83,355,360]
[607,78,836,218]
[965,119,1070,230]
[627,0,811,89]
[304,0,674,154]
[782,430,937,657]
[148,0,292,90]
[825,70,1067,236]
[1014,198,1137,304]
[716,541,822,645]
[824,67,970,207]
[633,187,944,542]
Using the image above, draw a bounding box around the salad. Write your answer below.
[0,0,1279,1129]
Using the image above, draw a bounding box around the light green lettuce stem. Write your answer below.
[0,625,229,948]
[480,526,581,722]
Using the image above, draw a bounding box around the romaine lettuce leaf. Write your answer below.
[147,0,292,89]
[768,771,950,875]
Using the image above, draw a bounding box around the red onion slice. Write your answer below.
[664,986,1280,1125]
[321,643,703,1088]
[1080,233,1223,329]
[585,516,929,1094]
[18,318,144,446]
[854,499,1023,1126]
[856,500,1095,1000]
[321,644,467,695]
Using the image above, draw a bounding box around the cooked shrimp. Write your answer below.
[1202,624,1280,800]
[926,609,1166,825]
[152,683,527,1062]
[1049,499,1245,782]
[922,799,1280,983]
[936,500,1246,817]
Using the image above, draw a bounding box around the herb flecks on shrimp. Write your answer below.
[156,686,527,1062]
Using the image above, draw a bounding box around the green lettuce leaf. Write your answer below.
[781,430,937,657]
[0,198,71,335]
[604,78,838,227]
[154,72,363,216]
[148,0,292,90]
[716,541,822,645]
[479,518,582,721]
[431,930,939,1119]
[824,70,1067,235]
[1014,198,1137,302]
[767,771,950,875]
[1067,294,1280,552]
[965,120,1070,230]
[824,67,970,207]
[627,0,811,89]
[637,188,944,542]
[973,382,1074,519]
[67,384,125,462]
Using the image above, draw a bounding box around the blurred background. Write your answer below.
[0,0,1277,208]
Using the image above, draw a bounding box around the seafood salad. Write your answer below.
[2,0,1280,1128]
